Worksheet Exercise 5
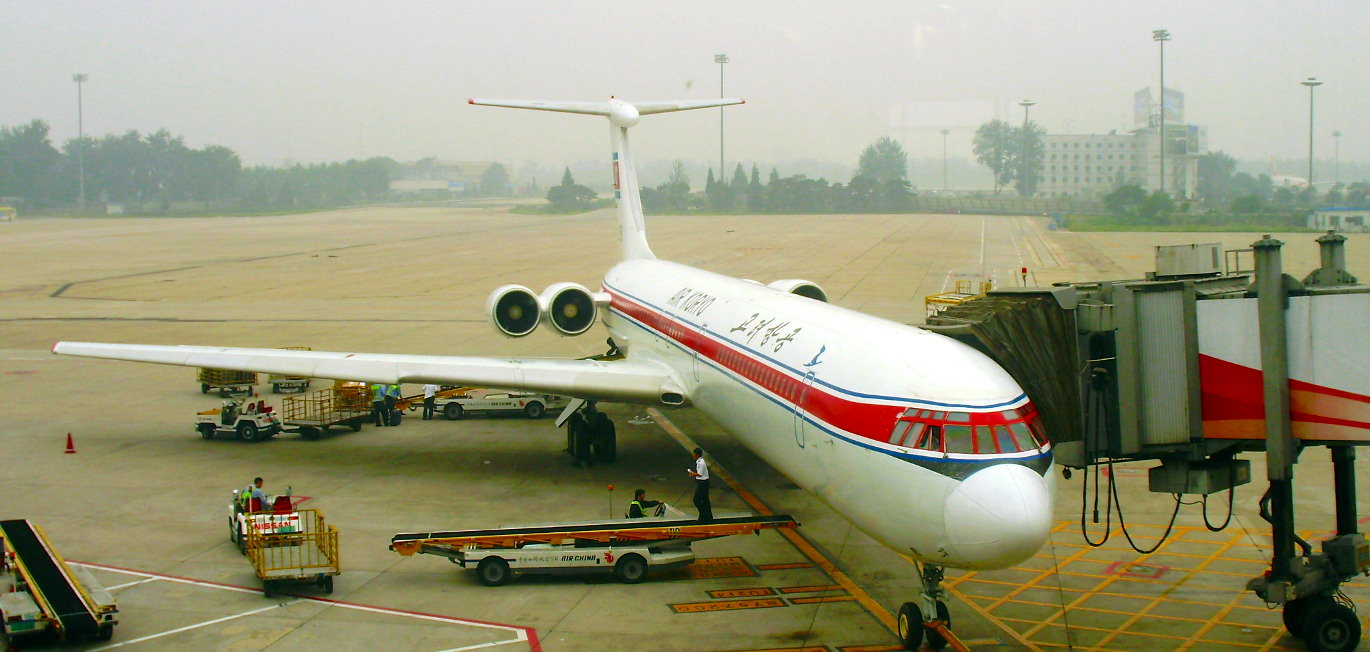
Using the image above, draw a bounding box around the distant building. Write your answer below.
[389,160,498,198]
[1038,88,1207,200]
[1308,207,1370,233]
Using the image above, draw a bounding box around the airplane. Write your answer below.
[52,96,1055,650]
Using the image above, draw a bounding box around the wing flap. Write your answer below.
[52,342,687,405]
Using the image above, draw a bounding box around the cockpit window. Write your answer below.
[993,425,1018,453]
[888,421,913,445]
[946,411,970,423]
[915,425,942,452]
[944,425,973,454]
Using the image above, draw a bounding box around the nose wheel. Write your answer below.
[898,563,955,650]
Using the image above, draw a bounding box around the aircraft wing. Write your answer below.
[52,342,688,406]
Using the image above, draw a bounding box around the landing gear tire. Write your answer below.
[926,600,952,650]
[444,403,463,420]
[566,413,592,465]
[615,554,648,584]
[897,602,924,650]
[199,423,216,440]
[1303,599,1361,652]
[523,401,545,419]
[590,413,616,463]
[1284,596,1319,637]
[237,422,262,442]
[477,557,511,587]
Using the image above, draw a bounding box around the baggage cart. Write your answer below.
[244,508,340,597]
[280,381,370,440]
[198,367,256,396]
[267,346,313,394]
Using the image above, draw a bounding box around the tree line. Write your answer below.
[0,119,393,212]
[544,136,917,214]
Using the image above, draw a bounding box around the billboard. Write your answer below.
[1133,87,1185,126]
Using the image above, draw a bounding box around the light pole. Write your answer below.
[1018,100,1035,196]
[940,128,949,191]
[1332,130,1341,187]
[1152,29,1170,195]
[73,73,88,213]
[1302,77,1322,193]
[714,54,728,181]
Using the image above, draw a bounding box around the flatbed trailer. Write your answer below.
[391,514,797,586]
[0,519,117,642]
[280,381,370,440]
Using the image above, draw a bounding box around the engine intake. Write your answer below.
[487,285,541,337]
[768,279,829,302]
[541,283,598,336]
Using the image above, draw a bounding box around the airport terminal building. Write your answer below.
[1038,87,1207,200]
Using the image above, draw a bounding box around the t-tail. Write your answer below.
[469,97,744,261]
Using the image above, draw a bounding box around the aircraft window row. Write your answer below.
[717,348,797,401]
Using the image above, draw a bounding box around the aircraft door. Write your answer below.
[792,371,816,449]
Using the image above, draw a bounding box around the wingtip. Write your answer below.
[51,341,60,354]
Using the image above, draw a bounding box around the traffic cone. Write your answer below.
[64,433,77,454]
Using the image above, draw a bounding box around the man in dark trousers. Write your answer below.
[688,447,712,521]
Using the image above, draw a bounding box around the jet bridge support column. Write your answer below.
[1252,234,1298,586]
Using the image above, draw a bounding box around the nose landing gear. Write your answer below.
[897,562,956,650]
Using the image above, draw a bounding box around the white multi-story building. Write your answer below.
[1039,106,1207,200]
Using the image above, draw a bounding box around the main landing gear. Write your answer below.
[565,401,616,466]
[897,562,954,650]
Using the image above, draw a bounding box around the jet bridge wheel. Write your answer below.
[1302,599,1361,652]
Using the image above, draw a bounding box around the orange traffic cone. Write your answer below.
[64,433,77,454]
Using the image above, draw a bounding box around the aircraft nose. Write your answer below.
[943,463,1053,569]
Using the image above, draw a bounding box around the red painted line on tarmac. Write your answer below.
[71,560,541,650]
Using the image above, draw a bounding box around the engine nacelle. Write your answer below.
[540,282,599,336]
[487,285,541,337]
[768,279,829,302]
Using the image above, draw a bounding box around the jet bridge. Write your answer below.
[926,233,1370,650]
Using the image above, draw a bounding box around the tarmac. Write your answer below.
[1,206,1368,651]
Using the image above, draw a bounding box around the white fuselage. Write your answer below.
[602,259,1055,570]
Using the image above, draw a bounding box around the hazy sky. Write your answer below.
[5,1,1365,176]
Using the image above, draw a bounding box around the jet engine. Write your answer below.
[487,285,541,337]
[540,282,599,336]
[768,279,829,302]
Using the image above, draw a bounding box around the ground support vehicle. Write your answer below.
[196,399,282,442]
[267,346,313,393]
[396,385,475,413]
[434,388,571,421]
[280,381,370,440]
[390,514,797,586]
[230,497,339,598]
[1,519,118,642]
[198,367,257,396]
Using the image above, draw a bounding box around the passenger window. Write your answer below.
[888,421,913,445]
[994,425,1019,453]
[917,426,942,452]
[946,412,970,423]
[944,425,973,454]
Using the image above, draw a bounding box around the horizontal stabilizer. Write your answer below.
[469,98,743,118]
[53,342,688,406]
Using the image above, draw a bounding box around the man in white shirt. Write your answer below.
[422,384,439,420]
[688,447,713,521]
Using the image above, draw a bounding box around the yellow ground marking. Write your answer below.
[779,584,845,594]
[709,587,776,599]
[790,595,857,605]
[757,562,814,571]
[670,597,787,613]
[837,645,905,652]
[727,647,830,652]
[647,408,899,634]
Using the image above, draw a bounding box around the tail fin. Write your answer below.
[470,97,744,261]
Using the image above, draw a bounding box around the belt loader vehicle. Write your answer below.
[391,514,797,586]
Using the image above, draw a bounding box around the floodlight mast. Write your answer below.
[468,97,743,261]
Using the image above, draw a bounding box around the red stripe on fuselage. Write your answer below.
[608,290,1004,445]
